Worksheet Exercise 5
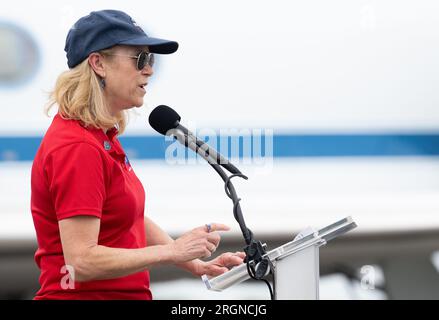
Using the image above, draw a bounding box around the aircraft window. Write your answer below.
[0,22,40,88]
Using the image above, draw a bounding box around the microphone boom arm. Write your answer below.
[208,162,269,280]
[208,163,252,245]
[168,128,252,243]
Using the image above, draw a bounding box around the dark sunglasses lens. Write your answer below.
[137,52,154,70]
[137,52,147,70]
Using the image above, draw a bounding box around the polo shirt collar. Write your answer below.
[54,113,126,159]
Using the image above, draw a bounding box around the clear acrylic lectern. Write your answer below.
[202,216,357,300]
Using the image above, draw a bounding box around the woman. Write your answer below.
[30,9,244,300]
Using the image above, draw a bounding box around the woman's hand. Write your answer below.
[194,251,246,277]
[169,223,230,263]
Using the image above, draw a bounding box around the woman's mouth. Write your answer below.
[138,84,147,93]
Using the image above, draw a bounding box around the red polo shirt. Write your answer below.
[31,113,151,300]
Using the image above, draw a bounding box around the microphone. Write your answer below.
[149,105,270,282]
[148,105,241,175]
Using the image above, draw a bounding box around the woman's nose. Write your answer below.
[141,64,153,76]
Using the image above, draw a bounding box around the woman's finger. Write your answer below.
[207,232,220,246]
[201,223,230,233]
[234,251,246,259]
[206,241,216,253]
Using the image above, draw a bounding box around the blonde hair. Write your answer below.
[46,50,127,134]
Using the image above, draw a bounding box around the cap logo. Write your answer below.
[130,18,144,33]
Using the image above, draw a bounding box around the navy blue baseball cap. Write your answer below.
[65,10,178,68]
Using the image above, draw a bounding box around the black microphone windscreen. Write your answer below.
[148,105,181,135]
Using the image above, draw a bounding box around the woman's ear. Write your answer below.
[88,53,106,78]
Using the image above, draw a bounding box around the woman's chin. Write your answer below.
[129,100,144,108]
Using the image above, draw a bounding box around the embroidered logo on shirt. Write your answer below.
[104,141,111,151]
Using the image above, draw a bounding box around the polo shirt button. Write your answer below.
[104,141,111,151]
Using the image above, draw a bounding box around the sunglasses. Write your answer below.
[105,51,155,70]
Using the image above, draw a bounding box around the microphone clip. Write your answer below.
[244,240,270,280]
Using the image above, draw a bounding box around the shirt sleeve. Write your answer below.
[45,142,107,221]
